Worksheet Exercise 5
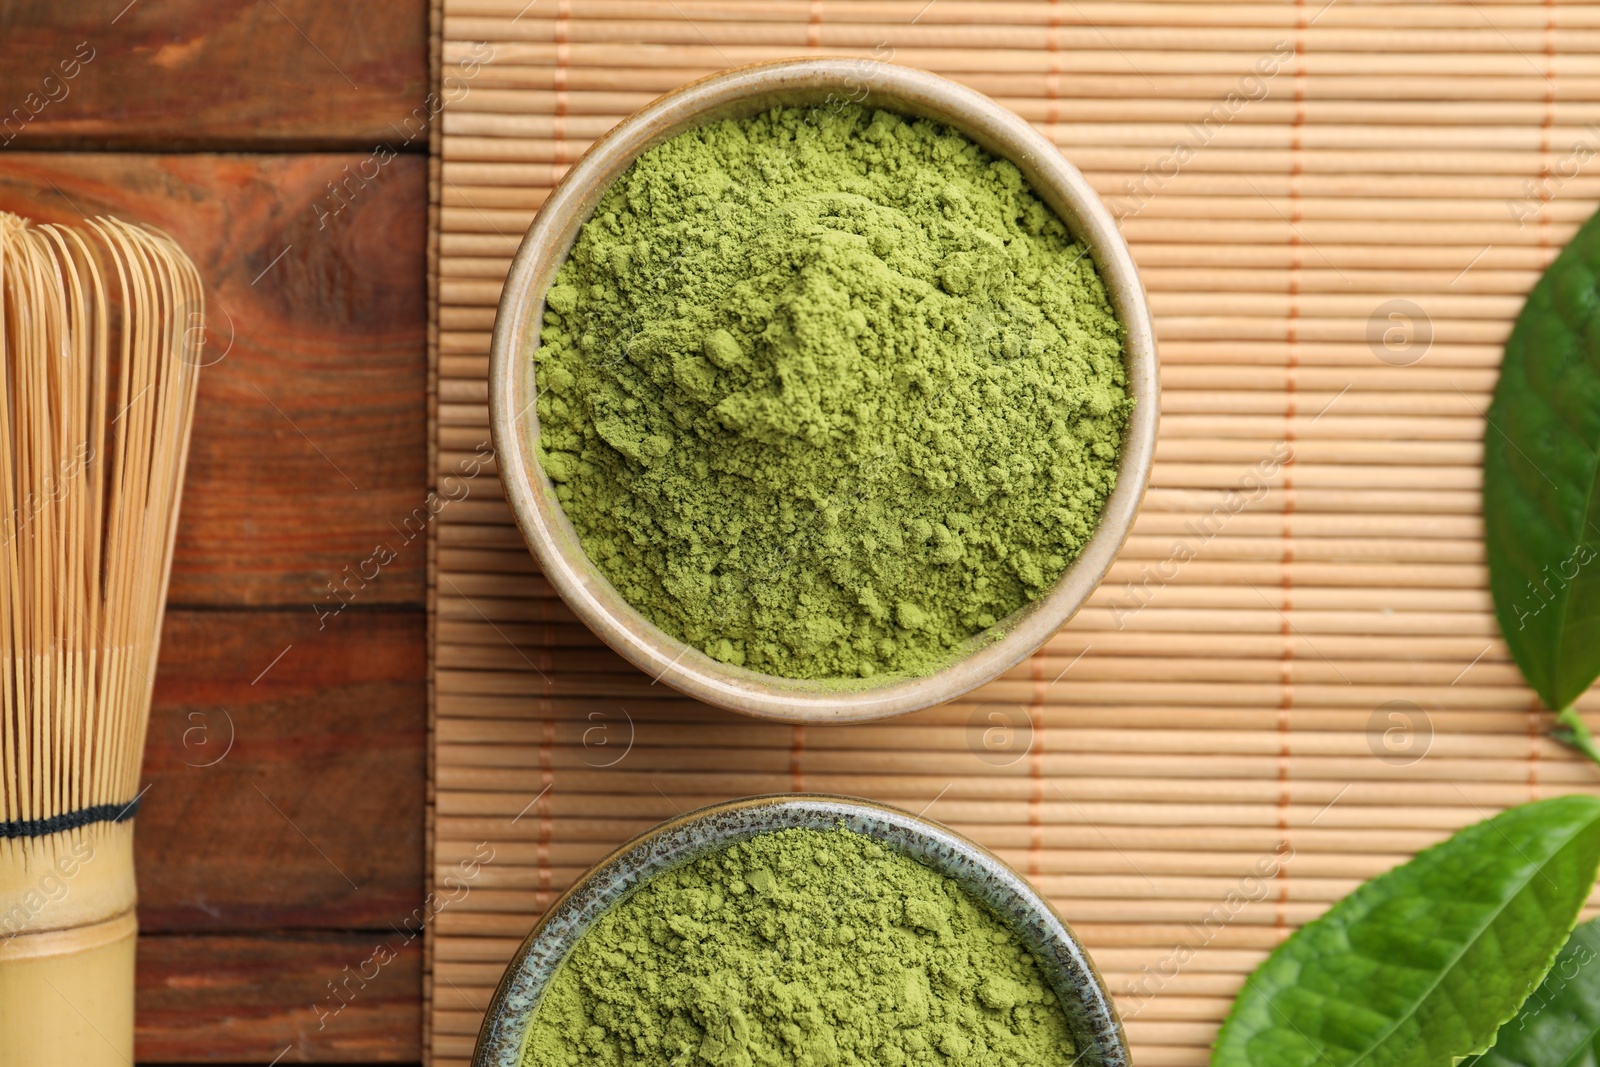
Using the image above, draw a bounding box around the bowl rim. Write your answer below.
[470,792,1130,1067]
[488,57,1159,723]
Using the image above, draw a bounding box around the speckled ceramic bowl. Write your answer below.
[489,58,1159,723]
[471,793,1128,1067]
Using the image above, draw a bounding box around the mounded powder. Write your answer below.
[520,826,1079,1067]
[535,103,1129,680]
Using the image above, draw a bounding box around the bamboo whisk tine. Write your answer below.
[0,210,202,877]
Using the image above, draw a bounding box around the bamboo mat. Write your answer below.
[426,2,1600,1064]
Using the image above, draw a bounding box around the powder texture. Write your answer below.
[535,103,1129,680]
[520,827,1078,1067]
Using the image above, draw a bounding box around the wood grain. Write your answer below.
[0,152,429,607]
[0,0,427,149]
[140,609,425,932]
[136,932,422,1063]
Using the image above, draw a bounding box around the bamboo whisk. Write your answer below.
[0,213,203,1066]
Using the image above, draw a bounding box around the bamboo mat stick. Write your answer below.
[434,340,1510,371]
[443,91,1600,130]
[430,639,1532,685]
[433,618,1504,656]
[437,711,1559,750]
[432,769,1600,807]
[437,175,1578,224]
[442,15,1600,55]
[431,793,1566,835]
[450,64,1600,102]
[432,412,1491,447]
[432,766,1594,809]
[439,273,1527,316]
[433,939,526,963]
[430,696,1584,736]
[434,162,1600,200]
[445,110,1600,154]
[1154,348,1504,368]
[430,846,1405,881]
[422,902,1340,938]
[446,111,1600,155]
[436,234,1566,270]
[432,565,1500,603]
[438,39,1600,76]
[435,688,1573,724]
[432,597,1503,636]
[418,878,1369,909]
[441,0,1600,30]
[432,643,1521,684]
[435,135,1600,179]
[446,394,1542,434]
[430,816,1450,854]
[450,522,1493,558]
[423,1006,1259,1036]
[430,744,1586,783]
[418,1006,1257,1040]
[1151,415,1484,439]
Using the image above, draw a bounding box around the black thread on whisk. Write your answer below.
[0,797,142,840]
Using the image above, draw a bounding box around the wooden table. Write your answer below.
[1,2,431,1061]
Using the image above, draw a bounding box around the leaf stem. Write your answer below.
[1552,706,1600,768]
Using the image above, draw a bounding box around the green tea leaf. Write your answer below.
[1485,205,1600,711]
[1212,795,1600,1067]
[1465,917,1600,1067]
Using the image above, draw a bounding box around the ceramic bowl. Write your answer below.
[489,57,1159,723]
[471,793,1129,1067]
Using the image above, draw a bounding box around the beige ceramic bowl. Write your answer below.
[489,58,1159,724]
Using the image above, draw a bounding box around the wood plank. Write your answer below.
[0,0,427,149]
[0,152,430,606]
[140,608,426,931]
[136,932,422,1062]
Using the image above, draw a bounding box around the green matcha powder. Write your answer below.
[535,103,1129,680]
[521,828,1077,1067]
